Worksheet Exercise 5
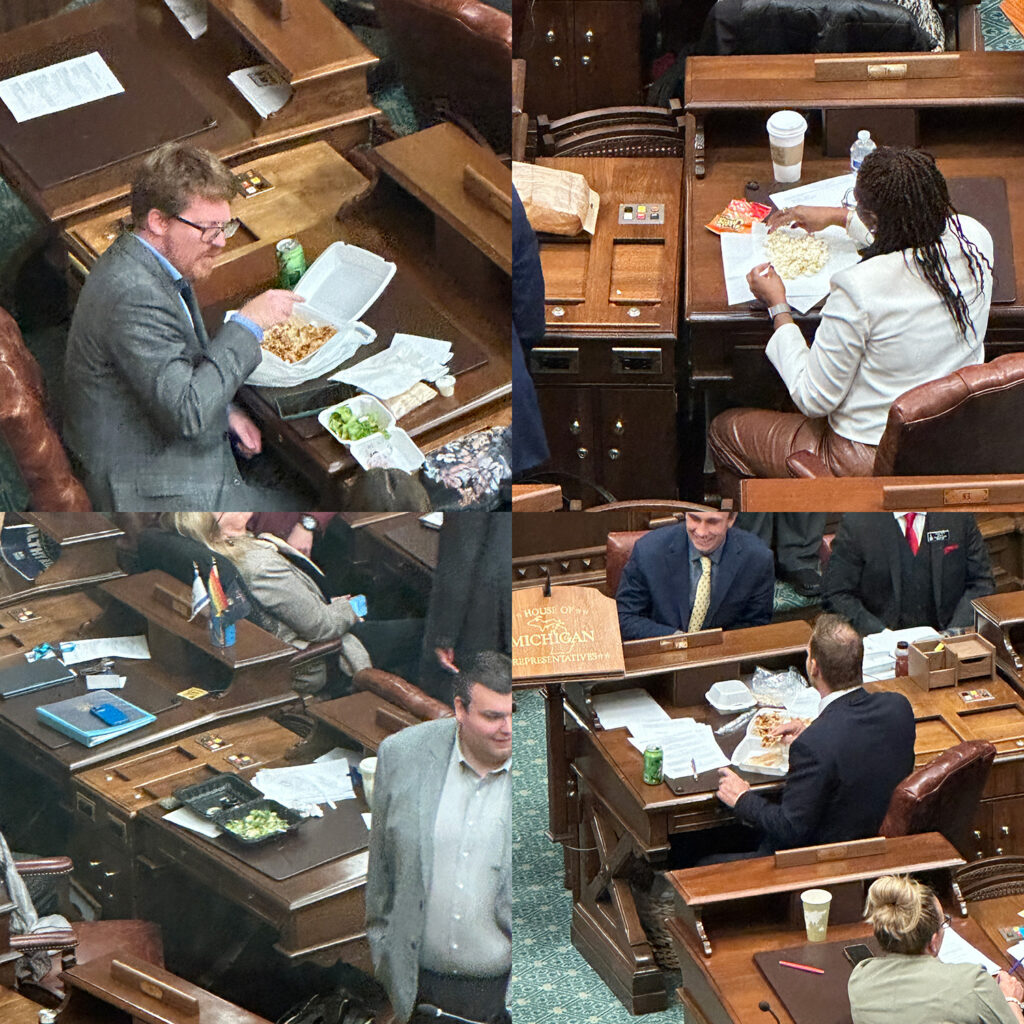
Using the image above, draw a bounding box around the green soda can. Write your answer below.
[643,744,664,785]
[276,238,306,289]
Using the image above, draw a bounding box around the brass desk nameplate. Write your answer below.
[815,53,961,82]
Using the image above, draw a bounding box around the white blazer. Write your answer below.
[767,212,993,445]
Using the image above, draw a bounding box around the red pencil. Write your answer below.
[779,960,825,975]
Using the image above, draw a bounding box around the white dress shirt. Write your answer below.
[766,212,993,445]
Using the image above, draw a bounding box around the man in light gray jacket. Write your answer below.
[366,652,512,1024]
[64,142,300,509]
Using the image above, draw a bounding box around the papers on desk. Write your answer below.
[58,636,151,666]
[939,923,1001,975]
[591,688,670,732]
[228,65,292,119]
[862,627,941,682]
[252,759,356,815]
[163,0,208,38]
[330,335,455,400]
[164,805,222,839]
[627,719,731,777]
[721,172,862,315]
[0,53,124,124]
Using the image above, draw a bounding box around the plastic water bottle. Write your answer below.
[850,129,877,172]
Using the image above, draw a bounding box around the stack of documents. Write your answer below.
[331,334,454,400]
[591,688,669,731]
[252,751,358,815]
[627,719,730,777]
[940,925,1001,974]
[862,627,940,682]
[36,690,155,747]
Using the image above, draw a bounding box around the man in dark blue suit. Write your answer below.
[615,509,775,640]
[716,614,916,852]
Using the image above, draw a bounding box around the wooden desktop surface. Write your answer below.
[741,475,1024,512]
[0,986,42,1024]
[685,51,1024,110]
[0,0,378,224]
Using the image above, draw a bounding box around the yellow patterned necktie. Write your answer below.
[689,556,712,632]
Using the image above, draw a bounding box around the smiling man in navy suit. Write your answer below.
[615,509,775,640]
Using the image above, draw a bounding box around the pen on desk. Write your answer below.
[779,960,824,975]
[1007,953,1024,977]
[691,757,698,781]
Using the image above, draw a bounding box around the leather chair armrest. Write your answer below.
[290,638,345,667]
[9,930,78,952]
[14,856,73,877]
[785,451,832,477]
[352,668,454,720]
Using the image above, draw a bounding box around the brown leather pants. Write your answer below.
[708,408,878,502]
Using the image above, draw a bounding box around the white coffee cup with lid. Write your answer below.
[766,110,808,183]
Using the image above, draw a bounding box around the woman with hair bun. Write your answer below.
[848,874,1023,1024]
[709,146,994,496]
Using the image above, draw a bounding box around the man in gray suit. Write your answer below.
[366,652,512,1024]
[64,143,301,509]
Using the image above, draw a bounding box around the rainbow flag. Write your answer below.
[208,558,229,617]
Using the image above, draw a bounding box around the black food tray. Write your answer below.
[211,798,303,846]
[174,774,262,819]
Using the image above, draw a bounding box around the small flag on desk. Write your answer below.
[208,558,230,617]
[189,562,210,621]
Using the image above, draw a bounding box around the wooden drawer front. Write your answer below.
[668,802,734,834]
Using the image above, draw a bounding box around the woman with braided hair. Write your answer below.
[708,146,993,496]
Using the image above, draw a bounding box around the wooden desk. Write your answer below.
[0,986,41,1024]
[0,513,123,610]
[529,157,684,499]
[667,860,1007,1024]
[310,689,420,752]
[0,0,378,225]
[227,150,511,504]
[554,622,1024,1011]
[974,589,1024,686]
[682,56,1024,403]
[740,475,1024,513]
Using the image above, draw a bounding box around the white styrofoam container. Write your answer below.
[706,679,756,712]
[730,735,790,777]
[350,428,425,474]
[318,395,396,445]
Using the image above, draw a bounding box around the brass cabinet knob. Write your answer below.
[608,448,620,460]
[612,419,624,435]
[569,419,582,435]
[552,55,562,68]
[581,55,591,67]
[546,29,556,42]
[576,446,588,459]
[584,29,594,42]
[1001,825,1011,837]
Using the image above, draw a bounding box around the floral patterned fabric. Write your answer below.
[421,426,511,509]
[888,0,946,49]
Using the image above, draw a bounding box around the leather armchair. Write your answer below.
[0,306,90,511]
[4,855,162,1004]
[374,0,512,153]
[787,353,1024,477]
[605,531,647,597]
[352,667,454,720]
[879,739,995,859]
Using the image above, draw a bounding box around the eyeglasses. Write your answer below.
[841,188,858,212]
[174,215,240,243]
[941,914,952,930]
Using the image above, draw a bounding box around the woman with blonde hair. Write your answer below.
[848,874,1023,1024]
[169,511,370,693]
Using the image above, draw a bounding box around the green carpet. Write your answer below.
[511,688,686,1023]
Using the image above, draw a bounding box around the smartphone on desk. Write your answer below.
[90,703,129,726]
[844,944,875,967]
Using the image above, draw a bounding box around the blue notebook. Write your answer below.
[36,690,156,747]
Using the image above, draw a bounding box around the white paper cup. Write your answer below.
[358,756,377,811]
[801,888,833,942]
[767,110,808,183]
[436,374,455,397]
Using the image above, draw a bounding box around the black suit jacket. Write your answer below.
[822,513,995,636]
[734,688,916,852]
[616,524,775,639]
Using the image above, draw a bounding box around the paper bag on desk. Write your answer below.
[512,161,599,236]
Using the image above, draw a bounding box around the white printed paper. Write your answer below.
[0,52,124,124]
[938,923,1001,975]
[164,806,222,839]
[627,718,730,777]
[330,334,453,400]
[59,636,151,665]
[769,173,858,211]
[228,65,292,119]
[252,760,355,814]
[591,688,670,732]
[163,0,208,38]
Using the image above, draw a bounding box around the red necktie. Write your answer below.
[904,513,919,555]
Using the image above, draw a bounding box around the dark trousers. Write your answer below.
[410,968,511,1024]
